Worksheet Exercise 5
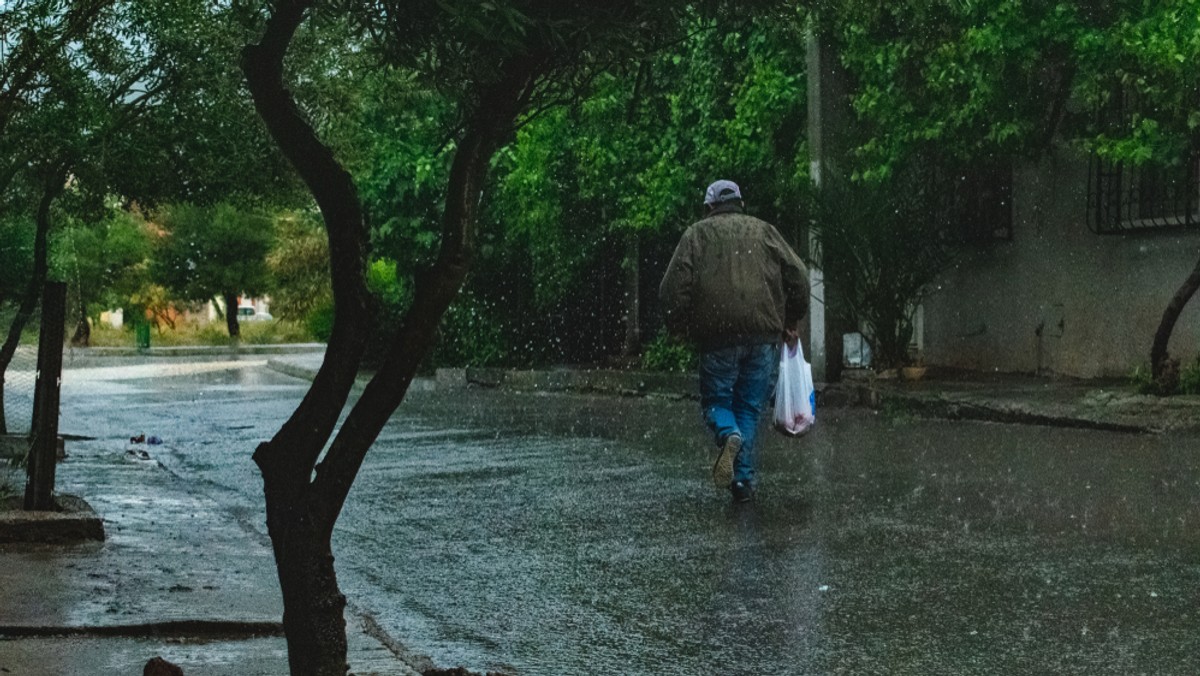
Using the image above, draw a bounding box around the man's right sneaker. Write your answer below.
[730,480,754,503]
[711,434,742,489]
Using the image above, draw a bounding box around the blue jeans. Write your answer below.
[699,342,779,486]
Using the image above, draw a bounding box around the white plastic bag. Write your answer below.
[774,340,815,437]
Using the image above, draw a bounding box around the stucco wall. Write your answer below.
[923,148,1200,378]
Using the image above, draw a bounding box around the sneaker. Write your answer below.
[711,434,742,489]
[730,480,754,503]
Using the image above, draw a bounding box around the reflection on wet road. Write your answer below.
[57,359,1200,675]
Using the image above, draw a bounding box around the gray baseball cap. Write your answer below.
[704,179,742,206]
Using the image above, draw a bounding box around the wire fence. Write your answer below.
[1,304,40,437]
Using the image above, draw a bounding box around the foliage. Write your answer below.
[323,66,456,271]
[1072,1,1200,165]
[0,216,35,307]
[1129,363,1155,394]
[830,1,1083,180]
[267,213,331,322]
[358,257,411,366]
[1136,355,1200,396]
[365,257,411,311]
[828,0,1200,178]
[812,1,1200,383]
[152,202,275,304]
[127,283,183,332]
[496,10,810,276]
[1179,357,1200,395]
[306,302,336,343]
[641,331,698,372]
[0,0,296,211]
[51,209,153,318]
[432,289,508,367]
[86,0,304,208]
[87,318,314,348]
[477,10,811,364]
[247,6,811,368]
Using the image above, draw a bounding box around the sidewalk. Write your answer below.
[0,348,419,675]
[262,356,1200,435]
[835,370,1200,434]
[444,364,1200,435]
[0,457,415,675]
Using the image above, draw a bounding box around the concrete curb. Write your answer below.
[0,494,105,543]
[855,386,1152,434]
[0,619,283,639]
[265,356,327,382]
[77,343,326,358]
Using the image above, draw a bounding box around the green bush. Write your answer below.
[433,290,507,367]
[1130,364,1155,395]
[811,167,957,370]
[1179,357,1200,395]
[361,258,412,368]
[641,331,697,373]
[306,302,335,343]
[1130,358,1200,396]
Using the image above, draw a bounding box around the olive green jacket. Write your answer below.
[659,205,809,350]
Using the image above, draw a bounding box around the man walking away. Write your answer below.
[659,180,809,502]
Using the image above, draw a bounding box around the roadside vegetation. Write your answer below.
[85,320,313,348]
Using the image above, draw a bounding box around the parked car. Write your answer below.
[237,305,274,322]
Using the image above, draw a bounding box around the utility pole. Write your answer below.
[806,24,853,383]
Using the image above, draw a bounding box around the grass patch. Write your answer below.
[641,331,697,373]
[880,397,918,425]
[87,319,316,348]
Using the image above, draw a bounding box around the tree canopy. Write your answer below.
[824,0,1200,179]
[151,202,274,335]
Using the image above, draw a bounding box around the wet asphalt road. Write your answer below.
[52,357,1200,675]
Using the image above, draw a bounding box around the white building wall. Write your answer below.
[924,147,1200,378]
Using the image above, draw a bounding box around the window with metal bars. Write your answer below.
[1088,154,1199,234]
[1086,85,1200,234]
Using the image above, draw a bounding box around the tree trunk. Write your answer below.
[244,3,369,672]
[0,171,64,435]
[224,291,241,338]
[244,4,539,673]
[622,233,641,357]
[266,481,349,676]
[619,64,647,359]
[1150,252,1200,392]
[71,297,91,347]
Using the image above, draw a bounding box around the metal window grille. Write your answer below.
[1087,85,1200,234]
[1088,154,1199,234]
